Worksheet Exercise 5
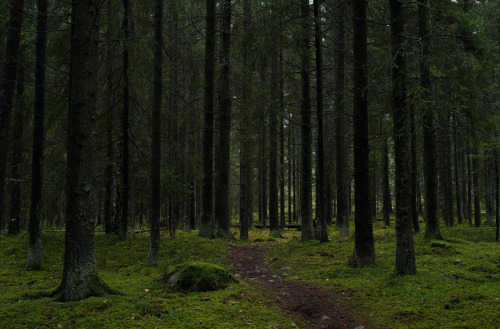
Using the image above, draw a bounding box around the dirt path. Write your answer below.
[228,244,372,329]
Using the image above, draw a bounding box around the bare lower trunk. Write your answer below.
[148,0,163,265]
[352,0,375,266]
[0,0,25,232]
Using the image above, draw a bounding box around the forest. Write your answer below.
[0,0,499,328]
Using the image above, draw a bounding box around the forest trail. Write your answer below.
[227,244,373,329]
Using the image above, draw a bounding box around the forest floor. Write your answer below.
[228,244,370,329]
[0,221,498,329]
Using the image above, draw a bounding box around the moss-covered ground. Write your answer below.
[268,220,500,329]
[0,231,296,329]
[0,220,498,329]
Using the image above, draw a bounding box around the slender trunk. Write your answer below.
[352,0,375,266]
[104,1,114,236]
[382,134,391,226]
[287,110,293,224]
[467,142,473,225]
[420,0,442,239]
[279,47,285,230]
[472,139,481,227]
[485,154,494,226]
[314,0,328,242]
[269,0,280,237]
[410,105,420,232]
[495,148,499,241]
[215,0,233,239]
[28,0,46,270]
[0,0,25,231]
[453,114,463,224]
[8,60,25,235]
[391,0,415,275]
[300,0,314,242]
[148,0,163,265]
[239,0,253,241]
[118,0,130,241]
[200,0,216,238]
[335,0,349,237]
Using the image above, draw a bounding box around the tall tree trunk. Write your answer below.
[104,0,115,235]
[453,114,463,224]
[495,148,499,241]
[215,0,233,239]
[118,0,130,241]
[28,0,46,269]
[410,105,420,232]
[485,153,494,226]
[382,133,391,226]
[472,138,481,227]
[390,0,415,275]
[352,0,375,266]
[288,110,293,224]
[239,0,252,241]
[300,0,314,242]
[335,0,349,237]
[148,0,163,265]
[8,59,25,236]
[269,0,280,237]
[200,0,216,238]
[279,46,285,230]
[314,0,328,242]
[56,0,116,301]
[258,65,268,229]
[420,0,442,239]
[0,0,25,232]
[467,142,473,225]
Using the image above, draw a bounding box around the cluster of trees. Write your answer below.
[0,0,498,299]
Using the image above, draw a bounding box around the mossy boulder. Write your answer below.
[164,262,237,292]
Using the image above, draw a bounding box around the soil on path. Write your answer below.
[228,244,372,329]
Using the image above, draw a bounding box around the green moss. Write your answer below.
[164,262,237,292]
[267,222,500,329]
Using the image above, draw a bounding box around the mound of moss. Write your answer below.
[164,262,237,292]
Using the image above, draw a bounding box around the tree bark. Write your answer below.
[352,0,375,266]
[300,0,314,242]
[239,0,252,241]
[215,0,233,239]
[199,0,216,238]
[118,0,131,241]
[8,59,25,236]
[472,139,481,227]
[57,0,116,301]
[0,0,25,232]
[314,0,328,242]
[410,105,420,232]
[382,133,391,226]
[27,0,46,270]
[103,0,115,235]
[148,0,163,265]
[335,0,349,237]
[390,0,415,275]
[420,0,442,240]
[269,0,280,238]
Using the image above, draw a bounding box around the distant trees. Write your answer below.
[0,0,498,293]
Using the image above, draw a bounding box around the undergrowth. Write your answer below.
[1,220,498,329]
[0,231,296,329]
[267,220,500,329]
